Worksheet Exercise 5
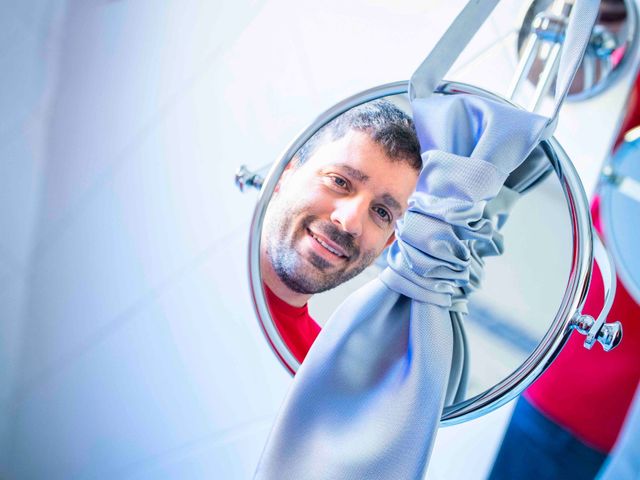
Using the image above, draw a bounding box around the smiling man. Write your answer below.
[260,99,422,361]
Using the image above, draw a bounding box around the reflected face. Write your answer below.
[262,129,419,296]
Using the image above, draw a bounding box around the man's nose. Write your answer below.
[330,198,366,238]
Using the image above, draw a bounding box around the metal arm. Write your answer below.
[569,229,623,351]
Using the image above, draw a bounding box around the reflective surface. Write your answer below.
[259,90,574,404]
[601,130,640,305]
[249,81,595,423]
[516,0,638,101]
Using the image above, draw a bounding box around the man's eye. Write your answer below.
[373,206,391,223]
[329,175,349,189]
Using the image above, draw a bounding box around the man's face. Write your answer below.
[262,129,419,295]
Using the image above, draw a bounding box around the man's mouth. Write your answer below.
[307,228,349,259]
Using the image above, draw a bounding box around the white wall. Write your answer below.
[0,0,68,474]
[0,1,636,479]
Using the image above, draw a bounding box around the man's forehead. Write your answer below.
[337,164,369,183]
[301,130,383,171]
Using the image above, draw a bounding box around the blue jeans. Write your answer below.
[489,397,607,480]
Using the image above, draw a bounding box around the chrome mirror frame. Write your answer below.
[247,80,597,425]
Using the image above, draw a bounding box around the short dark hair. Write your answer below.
[295,99,422,172]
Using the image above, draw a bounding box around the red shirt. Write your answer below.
[264,284,321,364]
[525,198,640,453]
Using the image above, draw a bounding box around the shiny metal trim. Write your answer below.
[583,231,617,348]
[247,80,594,425]
[235,165,265,192]
[514,0,640,102]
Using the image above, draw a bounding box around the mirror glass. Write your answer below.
[259,93,574,406]
[517,0,638,100]
[601,131,640,305]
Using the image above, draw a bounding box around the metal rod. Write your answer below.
[585,54,596,91]
[507,33,541,101]
[530,41,562,112]
[586,230,618,348]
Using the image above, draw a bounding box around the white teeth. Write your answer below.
[311,233,344,257]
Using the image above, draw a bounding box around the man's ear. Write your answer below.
[384,232,396,248]
[275,159,298,193]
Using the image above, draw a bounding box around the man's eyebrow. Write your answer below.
[337,164,369,183]
[382,193,403,214]
[333,164,402,214]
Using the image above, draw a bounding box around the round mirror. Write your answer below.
[248,81,597,424]
[516,0,639,101]
[601,128,640,304]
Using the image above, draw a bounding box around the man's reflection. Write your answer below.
[261,99,422,362]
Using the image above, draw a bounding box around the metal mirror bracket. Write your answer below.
[509,0,571,110]
[235,165,267,192]
[512,0,639,105]
[569,229,623,351]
